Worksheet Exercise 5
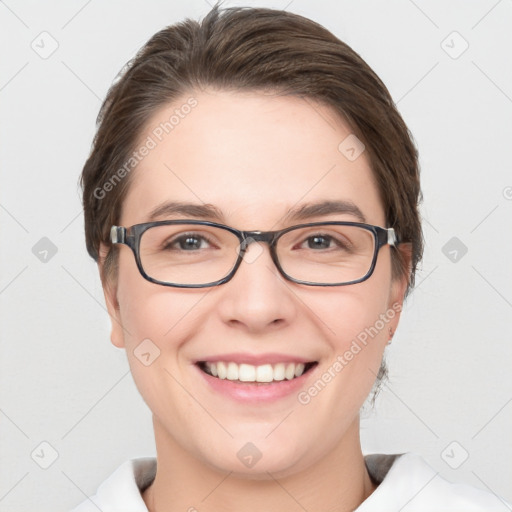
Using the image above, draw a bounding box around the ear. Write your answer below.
[98,242,126,349]
[387,242,412,335]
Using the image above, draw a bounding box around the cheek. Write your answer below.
[114,252,202,396]
[297,263,393,402]
[115,248,204,344]
[300,255,393,351]
[116,282,214,450]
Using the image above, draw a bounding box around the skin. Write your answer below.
[100,89,410,512]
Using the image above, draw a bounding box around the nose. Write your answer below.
[216,242,298,333]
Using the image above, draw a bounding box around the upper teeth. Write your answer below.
[204,362,307,382]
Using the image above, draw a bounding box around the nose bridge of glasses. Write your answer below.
[239,230,276,250]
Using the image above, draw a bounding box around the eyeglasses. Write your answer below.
[110,220,398,288]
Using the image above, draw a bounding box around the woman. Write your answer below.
[72,5,510,511]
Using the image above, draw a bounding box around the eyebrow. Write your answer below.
[282,200,366,224]
[147,199,366,224]
[148,201,226,222]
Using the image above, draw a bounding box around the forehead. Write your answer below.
[121,90,384,228]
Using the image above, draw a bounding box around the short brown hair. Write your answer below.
[81,5,423,295]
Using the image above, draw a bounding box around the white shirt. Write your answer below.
[70,453,511,511]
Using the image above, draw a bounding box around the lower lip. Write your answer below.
[195,364,316,403]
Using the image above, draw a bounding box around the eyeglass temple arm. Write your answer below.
[110,226,126,244]
[387,228,398,246]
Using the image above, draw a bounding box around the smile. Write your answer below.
[197,361,317,383]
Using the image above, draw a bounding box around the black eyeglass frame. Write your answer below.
[110,220,399,288]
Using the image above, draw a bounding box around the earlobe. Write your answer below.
[394,242,412,297]
[103,284,126,349]
[98,243,126,349]
[387,242,412,335]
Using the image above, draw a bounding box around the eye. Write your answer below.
[164,233,212,251]
[304,235,334,250]
[300,233,351,251]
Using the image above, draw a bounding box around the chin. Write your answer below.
[196,433,315,479]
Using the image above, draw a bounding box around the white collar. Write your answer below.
[72,453,510,511]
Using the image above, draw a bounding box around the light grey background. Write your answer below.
[1,1,511,511]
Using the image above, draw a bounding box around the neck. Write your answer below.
[143,416,375,512]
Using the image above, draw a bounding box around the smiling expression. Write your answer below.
[102,89,408,477]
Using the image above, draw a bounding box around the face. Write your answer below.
[102,90,408,477]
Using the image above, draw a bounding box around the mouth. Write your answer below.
[196,360,318,384]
